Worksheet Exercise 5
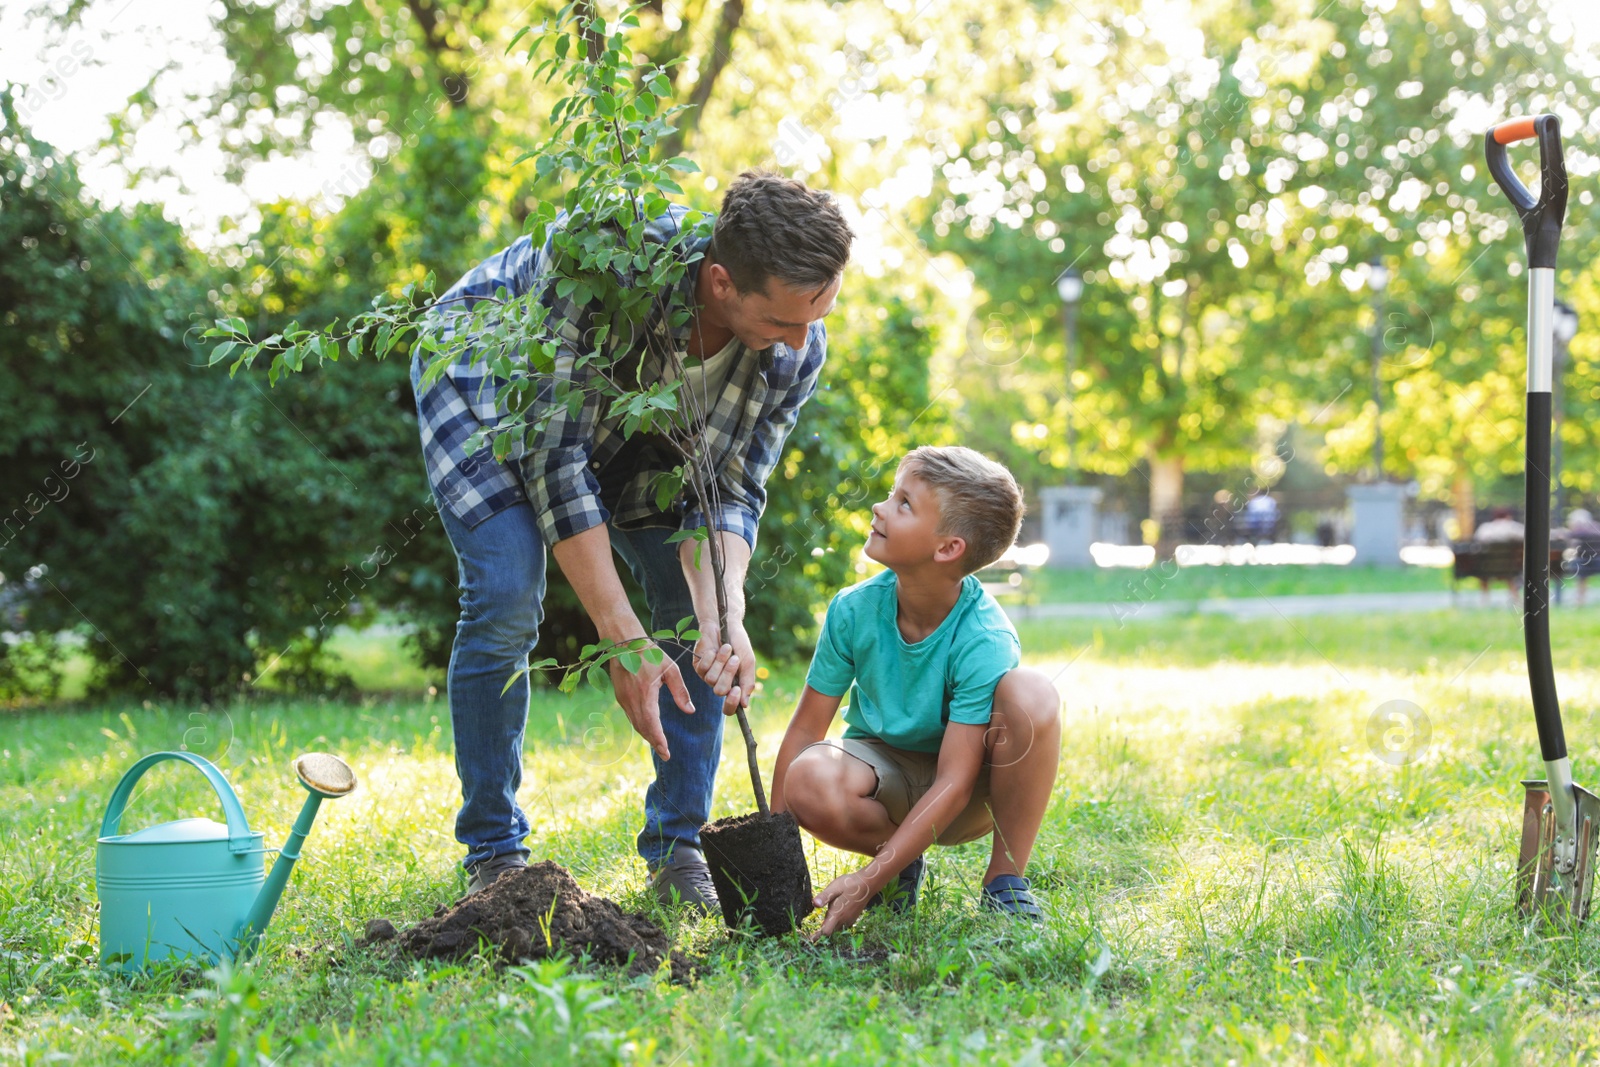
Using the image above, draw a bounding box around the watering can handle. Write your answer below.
[100,751,257,854]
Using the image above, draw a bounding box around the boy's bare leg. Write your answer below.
[784,744,897,855]
[982,668,1062,883]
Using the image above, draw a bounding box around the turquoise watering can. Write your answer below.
[96,750,356,970]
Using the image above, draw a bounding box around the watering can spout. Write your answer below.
[239,753,357,957]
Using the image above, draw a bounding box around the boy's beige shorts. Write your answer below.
[802,737,994,845]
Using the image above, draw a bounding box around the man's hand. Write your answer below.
[693,619,757,715]
[608,644,694,761]
[811,869,879,937]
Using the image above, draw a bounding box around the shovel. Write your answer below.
[1486,114,1600,921]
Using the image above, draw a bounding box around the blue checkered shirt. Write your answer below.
[412,206,826,547]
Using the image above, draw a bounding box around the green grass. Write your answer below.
[8,610,1600,1063]
[1009,563,1452,606]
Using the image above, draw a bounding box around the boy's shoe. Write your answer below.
[867,854,926,913]
[980,874,1043,920]
[466,853,528,897]
[649,846,721,916]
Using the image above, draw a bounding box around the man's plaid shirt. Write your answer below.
[412,206,826,548]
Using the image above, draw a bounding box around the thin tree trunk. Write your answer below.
[681,453,768,815]
[1452,451,1475,540]
[1150,452,1185,560]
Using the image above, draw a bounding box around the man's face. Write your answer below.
[865,471,963,569]
[708,265,841,351]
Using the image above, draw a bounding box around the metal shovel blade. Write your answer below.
[1517,779,1600,921]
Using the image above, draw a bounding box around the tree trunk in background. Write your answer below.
[1150,453,1185,560]
[1452,456,1475,541]
[656,0,745,160]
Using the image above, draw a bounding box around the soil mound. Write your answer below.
[366,860,686,980]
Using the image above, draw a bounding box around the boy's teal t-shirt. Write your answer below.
[804,570,1021,753]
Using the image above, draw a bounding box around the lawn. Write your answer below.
[7,606,1600,1063]
[999,562,1455,607]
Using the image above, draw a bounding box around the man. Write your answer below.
[410,171,854,911]
[1474,506,1525,543]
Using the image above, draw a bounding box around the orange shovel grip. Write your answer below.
[1492,117,1538,145]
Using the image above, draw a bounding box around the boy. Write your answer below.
[770,446,1062,935]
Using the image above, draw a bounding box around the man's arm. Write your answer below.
[680,531,754,713]
[813,722,986,936]
[552,524,693,761]
[769,686,844,813]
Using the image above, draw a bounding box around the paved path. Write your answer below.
[1002,590,1560,623]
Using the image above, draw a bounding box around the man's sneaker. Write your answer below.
[649,846,720,916]
[465,853,527,897]
[867,854,926,914]
[980,873,1044,920]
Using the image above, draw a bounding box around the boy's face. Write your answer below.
[866,471,965,569]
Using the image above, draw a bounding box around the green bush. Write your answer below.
[0,97,441,697]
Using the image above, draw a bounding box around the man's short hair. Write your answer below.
[709,170,854,295]
[898,446,1025,575]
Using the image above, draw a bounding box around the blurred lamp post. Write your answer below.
[1367,258,1389,480]
[1056,267,1084,480]
[1554,299,1579,518]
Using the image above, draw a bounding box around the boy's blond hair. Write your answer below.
[898,446,1025,574]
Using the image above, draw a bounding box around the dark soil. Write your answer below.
[361,860,689,980]
[700,810,813,936]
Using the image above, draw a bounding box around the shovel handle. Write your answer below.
[1487,115,1569,764]
[1485,114,1567,269]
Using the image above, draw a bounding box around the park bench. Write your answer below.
[1450,541,1567,604]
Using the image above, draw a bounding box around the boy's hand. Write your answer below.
[811,870,878,937]
[693,620,756,714]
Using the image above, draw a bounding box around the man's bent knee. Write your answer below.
[456,591,541,661]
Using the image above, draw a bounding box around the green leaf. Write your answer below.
[500,667,530,696]
[619,651,640,673]
[664,528,707,544]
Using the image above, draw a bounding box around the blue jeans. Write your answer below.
[434,499,725,870]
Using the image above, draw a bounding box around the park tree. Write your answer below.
[1245,0,1599,535]
[913,0,1596,545]
[0,92,442,697]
